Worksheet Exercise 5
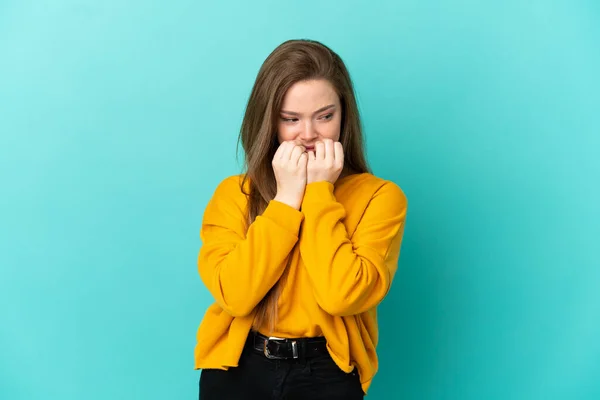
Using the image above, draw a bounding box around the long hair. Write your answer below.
[237,39,370,333]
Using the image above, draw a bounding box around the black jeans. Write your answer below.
[199,341,364,399]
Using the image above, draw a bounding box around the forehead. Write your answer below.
[281,79,339,110]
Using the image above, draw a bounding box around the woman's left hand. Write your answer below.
[306,139,344,185]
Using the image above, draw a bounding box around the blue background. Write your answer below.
[1,1,598,399]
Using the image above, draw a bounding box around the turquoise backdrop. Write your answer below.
[1,1,598,399]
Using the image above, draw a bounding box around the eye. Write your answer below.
[280,117,298,123]
[319,113,334,121]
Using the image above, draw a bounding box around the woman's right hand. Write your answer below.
[272,141,308,210]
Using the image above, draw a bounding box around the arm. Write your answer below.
[198,177,304,317]
[299,180,407,316]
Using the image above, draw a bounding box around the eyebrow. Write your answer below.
[280,104,336,116]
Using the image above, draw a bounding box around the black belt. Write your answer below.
[247,331,328,360]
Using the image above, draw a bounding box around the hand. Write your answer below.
[272,141,308,210]
[306,139,344,185]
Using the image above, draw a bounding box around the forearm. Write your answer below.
[199,200,303,317]
[299,181,406,316]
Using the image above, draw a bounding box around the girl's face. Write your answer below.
[276,79,342,153]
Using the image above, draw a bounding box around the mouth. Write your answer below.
[304,146,315,152]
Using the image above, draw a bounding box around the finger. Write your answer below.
[324,139,334,162]
[280,141,295,160]
[315,141,325,160]
[273,141,286,160]
[290,145,305,163]
[298,152,308,167]
[334,141,344,163]
[307,150,316,162]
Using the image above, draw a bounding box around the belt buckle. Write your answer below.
[263,336,299,360]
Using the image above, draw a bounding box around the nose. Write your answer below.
[299,121,318,140]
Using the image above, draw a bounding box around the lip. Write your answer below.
[304,146,315,151]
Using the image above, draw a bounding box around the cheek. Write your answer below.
[324,119,342,141]
[277,123,295,142]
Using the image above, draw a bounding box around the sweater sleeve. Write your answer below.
[299,180,407,316]
[198,177,304,317]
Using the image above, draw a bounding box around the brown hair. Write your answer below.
[237,39,370,333]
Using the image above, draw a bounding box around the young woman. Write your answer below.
[194,39,408,399]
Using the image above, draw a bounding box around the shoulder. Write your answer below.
[209,174,251,200]
[342,173,408,221]
[202,175,249,229]
[344,173,407,206]
[375,176,407,207]
[206,174,249,212]
[212,174,246,193]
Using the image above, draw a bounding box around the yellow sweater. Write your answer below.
[194,172,407,394]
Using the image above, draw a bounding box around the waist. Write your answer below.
[246,330,328,361]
